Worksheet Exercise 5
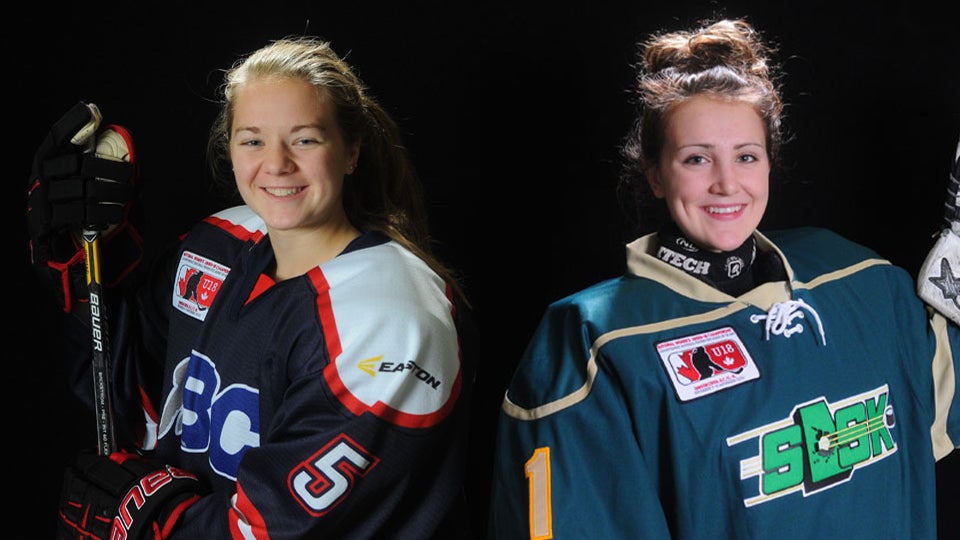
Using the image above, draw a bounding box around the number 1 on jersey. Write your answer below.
[525,446,553,539]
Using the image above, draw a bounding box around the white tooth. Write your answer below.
[709,206,741,214]
[265,187,301,196]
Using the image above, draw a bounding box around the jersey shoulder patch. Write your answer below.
[172,250,230,321]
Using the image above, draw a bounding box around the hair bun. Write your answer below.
[643,19,771,78]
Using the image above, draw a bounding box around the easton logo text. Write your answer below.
[357,357,442,390]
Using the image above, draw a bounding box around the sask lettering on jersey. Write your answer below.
[726,385,897,507]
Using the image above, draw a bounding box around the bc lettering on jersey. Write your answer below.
[158,354,260,481]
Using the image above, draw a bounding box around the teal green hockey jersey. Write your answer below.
[489,227,960,539]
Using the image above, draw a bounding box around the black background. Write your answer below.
[15,1,960,538]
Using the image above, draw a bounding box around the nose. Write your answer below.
[265,143,294,175]
[709,161,739,195]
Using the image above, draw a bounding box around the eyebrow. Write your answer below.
[232,124,328,137]
[676,142,765,150]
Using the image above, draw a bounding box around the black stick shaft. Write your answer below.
[83,229,116,456]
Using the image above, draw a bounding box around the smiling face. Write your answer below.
[229,77,360,234]
[647,94,770,253]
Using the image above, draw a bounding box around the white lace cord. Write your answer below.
[749,298,827,346]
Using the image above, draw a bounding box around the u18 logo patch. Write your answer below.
[173,251,229,321]
[656,326,759,401]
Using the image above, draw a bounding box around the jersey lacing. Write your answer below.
[749,298,826,346]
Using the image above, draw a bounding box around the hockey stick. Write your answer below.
[82,227,116,456]
[73,103,121,456]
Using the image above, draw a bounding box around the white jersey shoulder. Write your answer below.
[210,205,267,236]
[320,240,460,428]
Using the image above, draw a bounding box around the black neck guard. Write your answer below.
[655,222,763,296]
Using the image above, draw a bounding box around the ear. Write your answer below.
[347,141,361,167]
[647,166,665,198]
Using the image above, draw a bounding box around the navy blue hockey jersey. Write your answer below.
[71,205,473,539]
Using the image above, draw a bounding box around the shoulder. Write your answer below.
[761,227,903,280]
[760,228,920,315]
[316,238,456,348]
[762,226,883,263]
[323,235,449,307]
[316,236,461,429]
[187,205,267,244]
[170,206,265,294]
[300,234,456,344]
[502,276,637,414]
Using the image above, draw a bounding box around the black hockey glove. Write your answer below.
[58,450,205,540]
[918,136,960,326]
[27,102,143,313]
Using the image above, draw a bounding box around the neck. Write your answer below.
[268,221,361,281]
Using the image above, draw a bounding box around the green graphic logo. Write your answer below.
[726,385,896,506]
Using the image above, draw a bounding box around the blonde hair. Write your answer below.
[207,37,465,302]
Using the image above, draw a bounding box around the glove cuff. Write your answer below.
[32,218,143,314]
[59,450,205,540]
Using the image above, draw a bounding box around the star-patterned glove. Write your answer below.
[918,136,960,326]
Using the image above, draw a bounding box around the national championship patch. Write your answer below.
[173,251,230,321]
[656,326,759,401]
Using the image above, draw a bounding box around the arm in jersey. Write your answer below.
[56,238,174,453]
[488,297,672,539]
